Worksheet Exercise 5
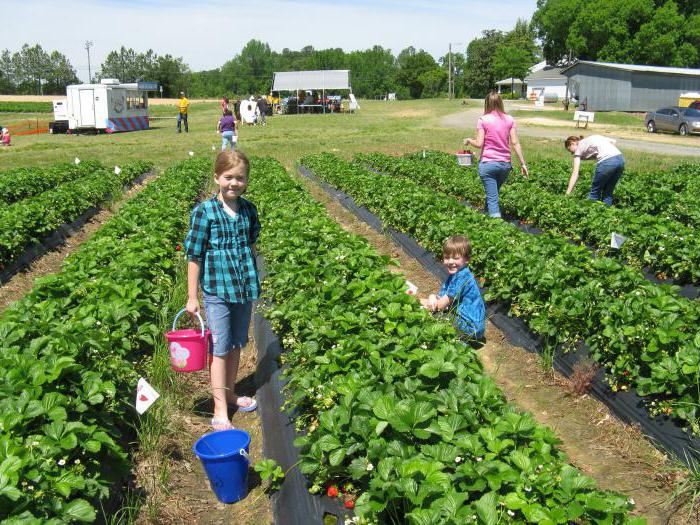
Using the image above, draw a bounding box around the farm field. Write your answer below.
[1,98,700,523]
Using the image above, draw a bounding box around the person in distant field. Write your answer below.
[463,92,528,218]
[256,96,268,126]
[420,235,485,345]
[185,150,260,431]
[564,135,625,206]
[1,128,11,147]
[234,98,241,121]
[177,91,189,133]
[217,109,237,151]
[221,96,229,115]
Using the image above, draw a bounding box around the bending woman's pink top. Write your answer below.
[477,112,515,163]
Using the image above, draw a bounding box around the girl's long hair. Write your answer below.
[564,135,584,149]
[484,92,506,116]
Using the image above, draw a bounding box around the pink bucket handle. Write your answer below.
[172,308,206,338]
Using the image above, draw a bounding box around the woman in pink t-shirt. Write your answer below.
[463,92,528,218]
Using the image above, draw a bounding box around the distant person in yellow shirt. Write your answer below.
[177,92,189,133]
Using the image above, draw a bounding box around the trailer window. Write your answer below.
[126,91,146,110]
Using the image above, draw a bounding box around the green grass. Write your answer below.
[0,101,53,113]
[512,108,645,128]
[0,99,696,173]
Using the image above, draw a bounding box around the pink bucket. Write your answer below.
[165,309,210,372]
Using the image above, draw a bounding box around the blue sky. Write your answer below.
[4,0,538,82]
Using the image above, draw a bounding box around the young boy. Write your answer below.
[420,235,486,342]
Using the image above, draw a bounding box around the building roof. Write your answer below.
[495,77,525,86]
[272,70,350,91]
[525,67,567,82]
[562,60,700,77]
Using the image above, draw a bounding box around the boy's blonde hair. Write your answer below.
[443,235,472,261]
[214,150,249,177]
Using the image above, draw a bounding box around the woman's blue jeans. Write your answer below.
[221,131,235,150]
[590,155,624,206]
[478,161,511,218]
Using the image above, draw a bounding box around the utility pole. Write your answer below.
[85,41,94,83]
[448,42,463,100]
[448,43,452,100]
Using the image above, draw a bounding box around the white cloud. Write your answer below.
[3,0,537,82]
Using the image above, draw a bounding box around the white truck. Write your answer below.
[50,79,158,133]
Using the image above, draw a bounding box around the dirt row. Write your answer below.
[299,175,694,524]
[0,173,158,313]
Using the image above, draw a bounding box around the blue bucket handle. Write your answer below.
[172,308,206,338]
[239,448,250,463]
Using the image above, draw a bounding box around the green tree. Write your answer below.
[632,1,698,66]
[44,51,79,93]
[533,0,700,66]
[347,46,397,98]
[396,47,441,98]
[464,30,505,97]
[154,55,190,97]
[417,68,447,98]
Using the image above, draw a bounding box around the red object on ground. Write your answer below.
[344,499,355,509]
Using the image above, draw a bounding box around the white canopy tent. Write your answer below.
[272,70,352,114]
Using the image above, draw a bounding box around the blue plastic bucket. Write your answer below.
[193,429,251,503]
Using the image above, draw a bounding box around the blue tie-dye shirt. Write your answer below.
[438,266,485,338]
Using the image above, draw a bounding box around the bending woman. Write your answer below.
[565,135,625,206]
[463,92,528,218]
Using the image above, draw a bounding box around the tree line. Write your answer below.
[1,1,697,99]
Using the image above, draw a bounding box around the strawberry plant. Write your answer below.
[0,161,107,206]
[356,152,700,285]
[414,151,700,229]
[301,153,700,434]
[248,157,639,524]
[0,161,152,270]
[0,157,209,522]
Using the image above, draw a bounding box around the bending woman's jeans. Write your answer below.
[589,155,624,206]
[478,161,511,218]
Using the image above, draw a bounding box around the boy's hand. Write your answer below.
[428,294,438,311]
[186,298,200,318]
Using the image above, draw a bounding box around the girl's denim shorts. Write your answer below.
[203,292,253,357]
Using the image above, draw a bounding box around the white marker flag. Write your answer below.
[405,280,418,296]
[114,166,122,175]
[135,377,160,415]
[74,157,81,165]
[611,232,628,249]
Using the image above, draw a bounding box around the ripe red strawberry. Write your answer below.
[326,485,339,498]
[344,499,355,509]
[623,370,630,376]
[176,245,182,251]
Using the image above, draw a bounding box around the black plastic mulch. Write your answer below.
[254,257,351,525]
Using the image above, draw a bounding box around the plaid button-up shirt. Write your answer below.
[184,195,260,303]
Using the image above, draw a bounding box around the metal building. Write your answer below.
[561,61,700,111]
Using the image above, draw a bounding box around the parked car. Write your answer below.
[689,100,700,110]
[645,106,700,136]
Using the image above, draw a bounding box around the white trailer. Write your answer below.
[52,79,157,133]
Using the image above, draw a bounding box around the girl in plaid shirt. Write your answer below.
[185,150,260,431]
